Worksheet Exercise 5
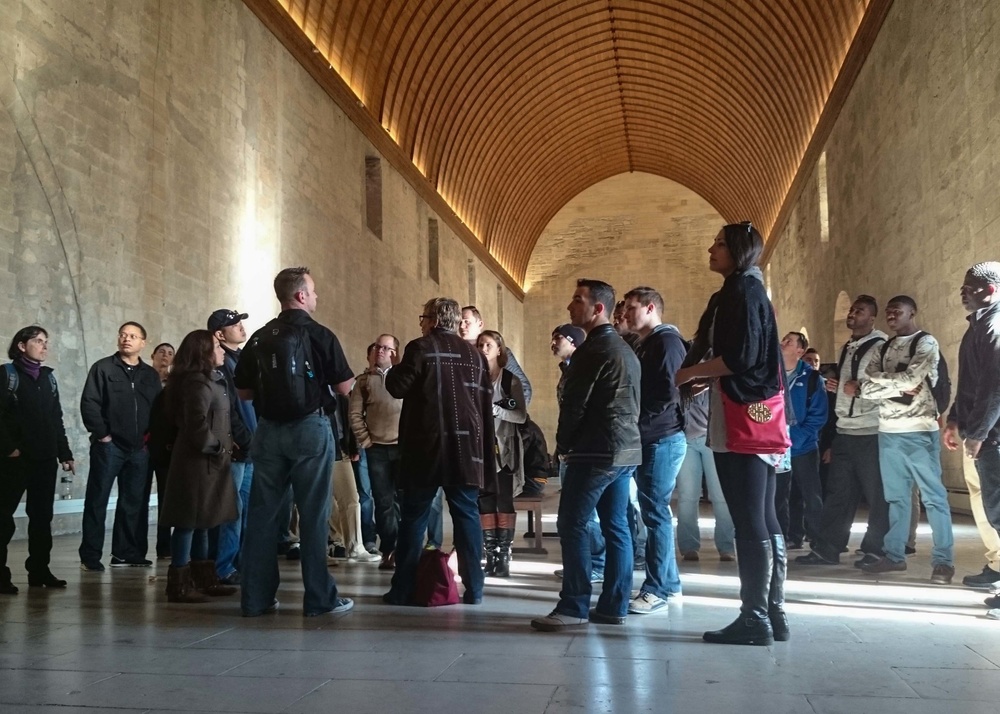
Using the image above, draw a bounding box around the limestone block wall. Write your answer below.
[0,0,521,533]
[767,0,1000,498]
[523,173,724,442]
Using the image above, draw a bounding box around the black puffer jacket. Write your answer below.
[556,323,641,466]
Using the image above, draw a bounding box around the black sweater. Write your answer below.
[707,270,783,404]
[0,363,73,462]
[634,324,687,444]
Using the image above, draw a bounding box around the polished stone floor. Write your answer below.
[3,505,1000,713]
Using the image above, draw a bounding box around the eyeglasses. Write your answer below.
[375,345,396,352]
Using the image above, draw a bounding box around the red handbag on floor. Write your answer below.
[412,548,459,607]
[719,386,791,455]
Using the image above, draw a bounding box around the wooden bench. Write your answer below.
[512,494,548,555]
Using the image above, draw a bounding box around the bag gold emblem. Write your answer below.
[746,402,773,423]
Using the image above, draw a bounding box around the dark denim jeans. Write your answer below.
[171,528,208,567]
[559,461,605,571]
[79,441,149,564]
[556,462,634,618]
[634,433,686,598]
[366,443,402,554]
[0,457,57,575]
[241,414,339,616]
[352,449,377,547]
[386,485,483,604]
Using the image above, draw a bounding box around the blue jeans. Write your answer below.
[171,528,208,567]
[353,449,377,547]
[386,485,483,603]
[79,441,149,564]
[675,434,735,554]
[426,487,444,547]
[880,432,954,566]
[366,444,402,554]
[556,463,634,618]
[211,462,247,577]
[241,414,339,616]
[234,461,253,569]
[560,462,606,571]
[634,433,687,598]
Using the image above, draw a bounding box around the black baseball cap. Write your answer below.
[207,309,248,332]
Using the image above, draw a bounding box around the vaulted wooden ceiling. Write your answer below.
[246,0,889,289]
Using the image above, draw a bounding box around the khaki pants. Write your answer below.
[966,462,1000,569]
[329,459,363,553]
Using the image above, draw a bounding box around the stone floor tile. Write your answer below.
[225,648,459,680]
[436,653,666,686]
[31,644,271,675]
[545,685,816,714]
[893,667,1000,701]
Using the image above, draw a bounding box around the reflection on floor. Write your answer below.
[2,505,999,714]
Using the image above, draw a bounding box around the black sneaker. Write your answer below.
[795,551,837,566]
[984,595,1000,608]
[286,544,301,561]
[110,556,151,567]
[80,561,105,572]
[854,554,880,569]
[963,566,1000,590]
[905,546,916,556]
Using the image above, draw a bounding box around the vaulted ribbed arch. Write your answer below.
[247,0,885,287]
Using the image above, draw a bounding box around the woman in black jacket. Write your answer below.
[676,223,789,646]
[0,326,75,593]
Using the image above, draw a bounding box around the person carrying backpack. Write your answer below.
[795,295,890,568]
[848,295,955,584]
[233,267,356,617]
[0,326,74,593]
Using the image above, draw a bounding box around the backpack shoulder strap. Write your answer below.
[836,342,850,377]
[849,336,883,380]
[3,363,17,396]
[908,331,928,359]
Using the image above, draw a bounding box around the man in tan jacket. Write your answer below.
[349,333,403,569]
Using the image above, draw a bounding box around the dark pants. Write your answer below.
[79,441,149,564]
[366,443,402,554]
[387,485,484,604]
[775,450,823,545]
[479,466,516,514]
[142,461,172,558]
[352,450,377,547]
[0,457,57,575]
[811,433,888,561]
[975,443,1000,533]
[714,452,781,540]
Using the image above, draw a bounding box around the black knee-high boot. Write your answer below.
[482,529,498,576]
[768,533,789,641]
[703,539,774,646]
[493,528,514,578]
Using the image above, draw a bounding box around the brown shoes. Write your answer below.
[682,551,699,562]
[931,564,955,585]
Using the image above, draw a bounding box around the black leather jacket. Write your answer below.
[556,323,642,466]
[948,302,1000,444]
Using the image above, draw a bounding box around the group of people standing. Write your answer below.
[2,230,999,634]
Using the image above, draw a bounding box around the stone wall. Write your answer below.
[0,0,522,533]
[523,173,724,442]
[767,0,1000,498]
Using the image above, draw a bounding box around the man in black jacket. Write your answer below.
[945,262,1000,603]
[532,279,641,631]
[621,286,688,614]
[79,322,162,570]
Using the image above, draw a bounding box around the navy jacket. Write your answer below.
[634,324,687,444]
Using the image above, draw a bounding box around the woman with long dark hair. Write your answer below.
[675,222,789,645]
[477,330,526,577]
[0,326,74,593]
[160,330,238,603]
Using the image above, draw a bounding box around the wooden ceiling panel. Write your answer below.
[248,0,884,285]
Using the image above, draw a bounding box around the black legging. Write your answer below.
[713,452,781,541]
[478,466,515,514]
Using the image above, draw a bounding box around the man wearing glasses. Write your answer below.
[349,334,403,570]
[79,322,162,570]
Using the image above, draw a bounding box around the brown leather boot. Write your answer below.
[166,565,209,603]
[190,560,237,596]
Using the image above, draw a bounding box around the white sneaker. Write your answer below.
[628,591,669,614]
[530,610,588,632]
[989,581,1000,594]
[348,547,382,563]
[987,608,1000,620]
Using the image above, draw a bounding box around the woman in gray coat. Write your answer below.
[160,330,237,603]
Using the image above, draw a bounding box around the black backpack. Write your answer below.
[836,336,884,418]
[3,363,58,409]
[878,331,952,416]
[249,318,321,421]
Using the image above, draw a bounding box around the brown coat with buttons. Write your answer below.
[159,371,237,529]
